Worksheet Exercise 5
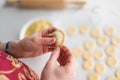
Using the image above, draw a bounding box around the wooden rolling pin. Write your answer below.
[6,0,86,8]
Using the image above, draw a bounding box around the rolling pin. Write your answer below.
[6,0,86,8]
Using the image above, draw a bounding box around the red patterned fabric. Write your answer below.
[0,50,39,80]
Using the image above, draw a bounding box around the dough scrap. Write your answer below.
[107,76,118,80]
[115,69,120,79]
[80,25,89,34]
[106,56,118,68]
[88,72,100,80]
[97,36,108,46]
[68,27,77,36]
[83,51,93,60]
[94,63,106,74]
[83,60,93,70]
[73,47,83,57]
[84,40,95,51]
[93,50,104,61]
[104,27,115,36]
[105,46,116,56]
[91,28,101,38]
[50,30,65,47]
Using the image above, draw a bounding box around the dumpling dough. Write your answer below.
[25,20,52,38]
[105,46,116,56]
[83,51,93,60]
[104,27,115,36]
[97,36,108,46]
[91,28,101,38]
[93,50,104,61]
[68,27,77,36]
[88,72,100,80]
[73,47,83,57]
[94,63,106,74]
[83,60,93,70]
[80,25,89,34]
[50,30,65,47]
[84,40,95,51]
[110,36,120,46]
[106,56,118,68]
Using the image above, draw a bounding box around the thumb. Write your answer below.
[47,47,60,66]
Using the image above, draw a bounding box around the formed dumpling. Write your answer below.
[50,30,65,47]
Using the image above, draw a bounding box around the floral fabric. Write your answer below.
[0,50,39,80]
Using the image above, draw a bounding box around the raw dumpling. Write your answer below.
[50,30,65,47]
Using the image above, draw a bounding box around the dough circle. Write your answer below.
[68,27,77,36]
[83,60,93,70]
[73,47,83,57]
[111,36,120,46]
[94,50,104,61]
[84,40,95,51]
[94,64,106,74]
[50,30,65,47]
[106,56,118,67]
[105,46,116,56]
[91,28,101,38]
[97,36,108,46]
[104,27,115,36]
[80,25,89,34]
[88,73,100,80]
[83,51,93,60]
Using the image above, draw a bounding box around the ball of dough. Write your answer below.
[107,76,118,80]
[84,40,95,51]
[83,51,93,60]
[73,47,83,57]
[97,36,108,46]
[67,27,77,36]
[93,50,104,61]
[91,28,101,38]
[105,46,116,56]
[106,56,118,68]
[88,73,100,80]
[104,27,115,36]
[83,60,94,70]
[80,25,89,34]
[94,63,106,74]
[50,30,65,47]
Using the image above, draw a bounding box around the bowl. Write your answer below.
[19,18,52,40]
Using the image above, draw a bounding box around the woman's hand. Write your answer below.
[9,27,57,58]
[41,45,76,80]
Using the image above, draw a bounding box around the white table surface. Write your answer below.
[0,0,120,80]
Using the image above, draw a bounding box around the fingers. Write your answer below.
[47,47,60,66]
[61,45,75,67]
[61,45,73,57]
[41,27,57,37]
[41,37,56,45]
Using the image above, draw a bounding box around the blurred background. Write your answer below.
[0,0,120,80]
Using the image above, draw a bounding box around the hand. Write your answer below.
[9,27,57,58]
[41,46,76,80]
